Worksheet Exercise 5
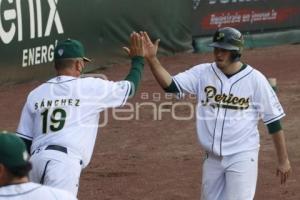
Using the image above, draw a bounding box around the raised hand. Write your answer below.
[123,32,145,57]
[140,31,160,60]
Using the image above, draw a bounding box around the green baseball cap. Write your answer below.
[0,132,30,168]
[54,39,91,62]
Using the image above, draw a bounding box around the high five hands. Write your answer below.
[140,31,160,60]
[123,32,145,57]
[123,31,160,60]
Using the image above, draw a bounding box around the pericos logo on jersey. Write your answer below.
[201,86,250,110]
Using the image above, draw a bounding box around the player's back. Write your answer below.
[18,75,131,166]
[0,182,77,200]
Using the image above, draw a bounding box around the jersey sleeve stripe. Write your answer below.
[172,77,184,94]
[16,132,33,140]
[263,113,286,125]
[120,81,131,106]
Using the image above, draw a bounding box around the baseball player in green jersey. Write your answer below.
[140,28,291,200]
[0,132,77,200]
[16,32,145,195]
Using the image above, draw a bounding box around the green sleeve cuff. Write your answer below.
[164,79,179,93]
[125,56,144,96]
[132,56,144,67]
[267,120,282,134]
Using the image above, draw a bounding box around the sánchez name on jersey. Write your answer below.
[34,98,80,110]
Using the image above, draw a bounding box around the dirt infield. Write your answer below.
[1,44,299,200]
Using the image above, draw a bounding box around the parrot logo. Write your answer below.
[216,32,225,41]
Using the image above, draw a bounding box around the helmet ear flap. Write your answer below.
[230,50,241,62]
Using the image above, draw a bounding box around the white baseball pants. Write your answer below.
[201,149,259,200]
[29,147,82,196]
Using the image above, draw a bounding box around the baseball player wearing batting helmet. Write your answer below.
[0,132,77,200]
[16,32,145,195]
[140,27,291,200]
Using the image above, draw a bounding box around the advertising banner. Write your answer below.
[0,0,192,84]
[192,0,300,36]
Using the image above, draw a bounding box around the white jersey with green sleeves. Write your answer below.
[173,62,285,156]
[17,75,131,167]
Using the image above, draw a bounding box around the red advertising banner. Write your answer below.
[192,0,300,36]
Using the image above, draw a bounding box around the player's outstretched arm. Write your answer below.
[140,31,173,90]
[271,130,291,184]
[123,32,145,96]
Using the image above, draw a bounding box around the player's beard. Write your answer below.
[215,59,231,70]
[214,50,232,71]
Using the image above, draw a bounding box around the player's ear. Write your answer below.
[74,60,82,72]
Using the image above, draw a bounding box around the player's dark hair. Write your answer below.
[5,162,32,178]
[54,59,78,71]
